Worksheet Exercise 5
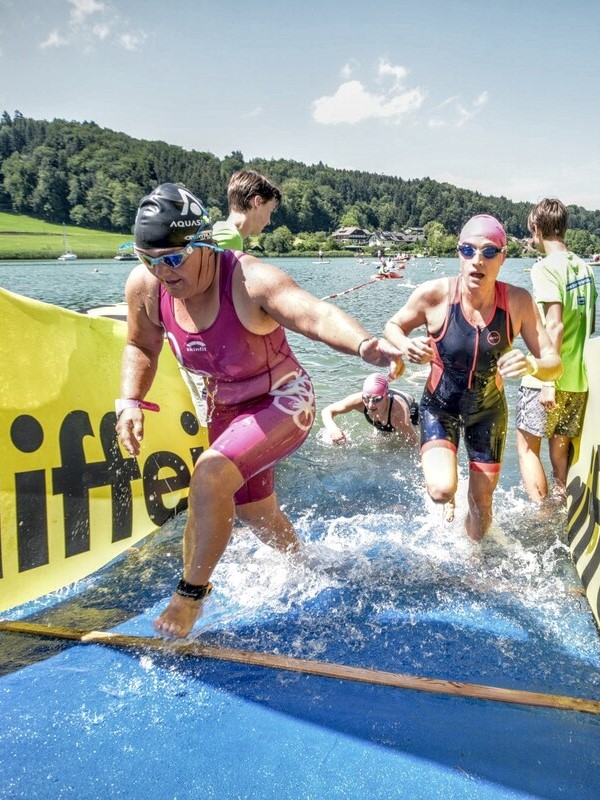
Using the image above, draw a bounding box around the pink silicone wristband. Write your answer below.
[115,398,160,416]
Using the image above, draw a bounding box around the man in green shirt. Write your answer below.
[516,198,597,502]
[212,169,282,250]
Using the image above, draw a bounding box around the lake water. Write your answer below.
[1,255,599,695]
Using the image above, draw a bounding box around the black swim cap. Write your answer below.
[134,183,212,249]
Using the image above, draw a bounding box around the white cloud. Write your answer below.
[40,30,69,49]
[38,1,145,53]
[69,0,105,25]
[428,91,490,128]
[341,60,358,79]
[377,59,408,85]
[119,32,145,51]
[92,23,109,40]
[312,61,424,125]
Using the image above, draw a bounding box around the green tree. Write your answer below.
[2,151,36,213]
[207,205,223,224]
[566,229,595,256]
[2,110,600,244]
[220,151,245,183]
[83,173,116,230]
[110,181,142,231]
[339,203,371,229]
[506,238,523,257]
[263,225,294,254]
[425,221,449,256]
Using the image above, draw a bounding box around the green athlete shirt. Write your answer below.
[212,221,244,251]
[522,250,597,392]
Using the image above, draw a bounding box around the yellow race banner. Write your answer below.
[567,337,600,629]
[0,288,208,612]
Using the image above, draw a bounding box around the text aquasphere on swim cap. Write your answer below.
[134,183,212,249]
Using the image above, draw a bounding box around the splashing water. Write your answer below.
[1,256,599,699]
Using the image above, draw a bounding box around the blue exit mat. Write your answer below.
[2,501,600,800]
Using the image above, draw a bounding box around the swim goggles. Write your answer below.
[363,395,384,403]
[457,243,506,260]
[135,241,221,270]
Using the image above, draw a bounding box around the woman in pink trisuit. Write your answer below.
[117,183,403,638]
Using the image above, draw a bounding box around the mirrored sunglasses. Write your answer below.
[363,395,384,403]
[457,243,505,260]
[135,241,219,270]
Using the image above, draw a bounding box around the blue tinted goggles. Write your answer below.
[457,243,506,260]
[135,241,221,270]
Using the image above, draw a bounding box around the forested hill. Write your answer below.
[1,110,599,239]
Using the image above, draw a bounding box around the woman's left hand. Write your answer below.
[496,348,531,379]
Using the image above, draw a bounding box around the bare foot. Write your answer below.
[153,592,207,639]
[444,496,456,523]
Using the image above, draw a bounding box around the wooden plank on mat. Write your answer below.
[1,620,600,715]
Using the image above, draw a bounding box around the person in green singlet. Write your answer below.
[212,170,282,250]
[516,198,597,502]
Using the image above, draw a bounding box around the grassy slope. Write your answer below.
[0,211,132,259]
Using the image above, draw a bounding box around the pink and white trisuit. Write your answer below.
[158,250,315,504]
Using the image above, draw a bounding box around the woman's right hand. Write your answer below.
[328,426,347,445]
[116,409,145,456]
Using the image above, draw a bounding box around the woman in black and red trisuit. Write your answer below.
[385,215,562,541]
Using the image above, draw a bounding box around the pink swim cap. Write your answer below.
[362,373,389,396]
[459,215,507,248]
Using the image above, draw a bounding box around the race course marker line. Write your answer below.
[1,620,599,715]
[320,277,380,300]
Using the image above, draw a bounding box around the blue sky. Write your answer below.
[1,0,599,210]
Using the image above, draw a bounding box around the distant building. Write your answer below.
[331,227,372,248]
[368,230,405,248]
[332,225,426,250]
[367,228,427,249]
[401,227,426,243]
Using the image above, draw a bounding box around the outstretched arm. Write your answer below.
[242,258,404,377]
[321,393,364,444]
[384,283,438,364]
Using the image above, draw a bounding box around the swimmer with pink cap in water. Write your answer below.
[384,214,562,541]
[321,372,420,447]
